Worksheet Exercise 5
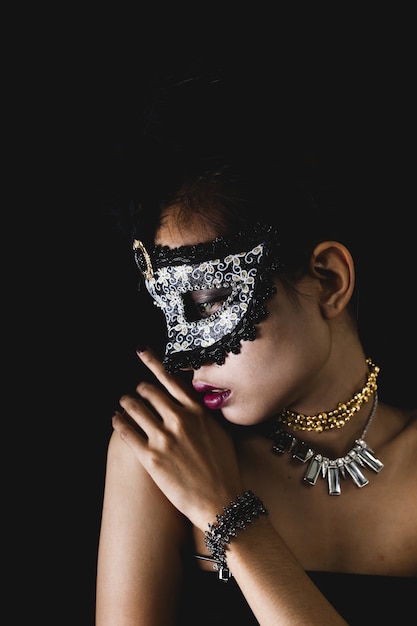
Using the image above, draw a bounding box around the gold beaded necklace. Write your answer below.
[276,358,380,433]
[270,390,383,495]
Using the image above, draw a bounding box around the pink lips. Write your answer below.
[192,381,232,410]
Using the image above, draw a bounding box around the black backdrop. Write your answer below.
[26,40,416,624]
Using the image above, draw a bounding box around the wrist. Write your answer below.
[203,490,269,581]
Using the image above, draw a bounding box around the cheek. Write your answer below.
[201,291,332,423]
[227,303,330,400]
[265,288,329,352]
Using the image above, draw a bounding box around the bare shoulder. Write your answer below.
[393,405,417,440]
[379,402,417,438]
[105,430,188,542]
[405,407,417,425]
[379,403,417,477]
[401,407,417,453]
[406,408,417,431]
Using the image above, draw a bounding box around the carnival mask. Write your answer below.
[133,224,282,373]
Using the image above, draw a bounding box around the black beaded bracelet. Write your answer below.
[203,490,269,582]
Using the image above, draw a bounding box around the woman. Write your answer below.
[96,68,417,624]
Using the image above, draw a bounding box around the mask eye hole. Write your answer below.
[182,286,233,322]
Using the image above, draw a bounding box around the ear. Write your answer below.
[310,241,355,319]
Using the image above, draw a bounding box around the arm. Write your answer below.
[109,348,348,625]
[96,430,188,626]
[225,515,348,625]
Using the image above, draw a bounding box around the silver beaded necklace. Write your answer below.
[270,392,383,495]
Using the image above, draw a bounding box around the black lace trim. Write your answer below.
[134,221,283,372]
[163,271,277,373]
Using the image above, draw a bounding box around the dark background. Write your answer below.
[21,33,415,624]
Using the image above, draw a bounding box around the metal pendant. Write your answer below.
[271,429,384,496]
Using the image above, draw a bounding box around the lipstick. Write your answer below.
[193,382,232,410]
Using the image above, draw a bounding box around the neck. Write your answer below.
[277,392,379,459]
[270,357,380,458]
[277,358,379,433]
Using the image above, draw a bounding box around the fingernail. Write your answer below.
[136,344,147,355]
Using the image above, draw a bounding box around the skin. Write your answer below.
[96,207,417,625]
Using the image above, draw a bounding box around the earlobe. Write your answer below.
[311,241,355,319]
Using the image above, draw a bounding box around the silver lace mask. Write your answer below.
[133,224,282,373]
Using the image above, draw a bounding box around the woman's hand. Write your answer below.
[112,347,244,531]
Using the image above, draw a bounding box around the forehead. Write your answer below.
[154,206,221,248]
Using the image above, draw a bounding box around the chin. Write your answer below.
[221,408,267,427]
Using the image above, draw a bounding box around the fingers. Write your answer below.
[118,394,162,438]
[119,378,198,435]
[112,410,148,455]
[136,346,197,407]
[115,345,201,444]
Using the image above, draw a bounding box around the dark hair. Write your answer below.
[98,59,414,407]
[122,71,358,294]
[114,66,366,322]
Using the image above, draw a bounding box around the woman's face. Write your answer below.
[154,208,333,426]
